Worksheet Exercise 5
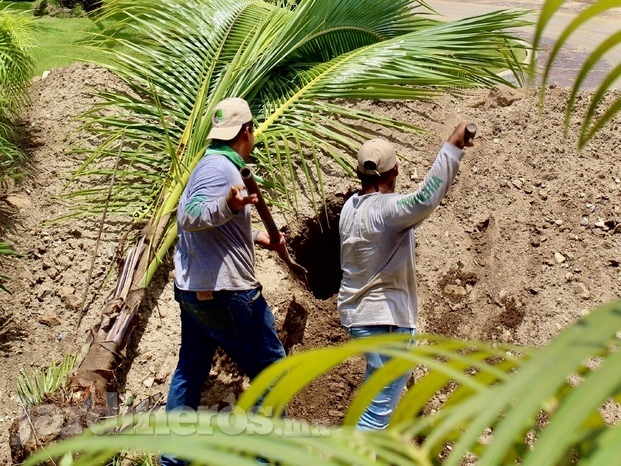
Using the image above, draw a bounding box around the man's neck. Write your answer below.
[212,140,248,161]
[360,184,394,195]
[226,141,248,161]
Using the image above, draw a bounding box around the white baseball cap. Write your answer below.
[207,97,253,141]
[357,138,397,176]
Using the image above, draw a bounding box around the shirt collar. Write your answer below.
[204,143,245,169]
[204,143,264,184]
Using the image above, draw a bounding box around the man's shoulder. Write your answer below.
[197,153,228,168]
[196,154,240,177]
[348,192,403,208]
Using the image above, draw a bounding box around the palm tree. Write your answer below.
[0,7,34,185]
[63,0,530,410]
[532,0,621,147]
[0,8,35,294]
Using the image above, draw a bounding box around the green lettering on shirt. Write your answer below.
[185,194,207,216]
[396,176,443,206]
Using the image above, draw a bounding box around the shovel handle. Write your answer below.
[464,123,477,143]
[240,167,280,244]
[240,167,308,279]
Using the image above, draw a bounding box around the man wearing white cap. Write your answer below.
[161,98,287,466]
[337,122,474,430]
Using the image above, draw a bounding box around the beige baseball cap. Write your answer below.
[357,138,397,176]
[207,97,253,141]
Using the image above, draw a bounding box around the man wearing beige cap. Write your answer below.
[161,98,287,466]
[337,122,474,430]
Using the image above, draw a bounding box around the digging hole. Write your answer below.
[287,190,355,300]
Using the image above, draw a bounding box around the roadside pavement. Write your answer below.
[427,0,621,90]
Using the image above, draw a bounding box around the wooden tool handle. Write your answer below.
[240,167,280,244]
[240,167,308,278]
[464,123,477,143]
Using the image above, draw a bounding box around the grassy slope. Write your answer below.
[1,1,121,76]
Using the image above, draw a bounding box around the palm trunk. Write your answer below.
[9,227,154,462]
[70,212,171,410]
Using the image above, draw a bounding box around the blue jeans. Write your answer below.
[160,286,286,466]
[348,325,417,430]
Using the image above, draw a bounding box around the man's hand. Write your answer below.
[256,231,286,253]
[226,185,257,213]
[448,122,476,149]
[256,230,308,278]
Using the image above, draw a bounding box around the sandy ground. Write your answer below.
[0,62,620,463]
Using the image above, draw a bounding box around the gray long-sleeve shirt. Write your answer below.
[337,142,464,328]
[174,152,259,292]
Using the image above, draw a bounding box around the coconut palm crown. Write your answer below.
[69,0,529,285]
[59,0,530,412]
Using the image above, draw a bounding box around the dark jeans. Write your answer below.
[160,286,286,466]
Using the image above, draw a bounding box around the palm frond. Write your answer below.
[0,241,20,256]
[237,333,528,420]
[238,301,621,465]
[0,8,35,116]
[0,137,28,182]
[25,413,426,466]
[65,0,528,223]
[0,8,35,184]
[412,300,621,465]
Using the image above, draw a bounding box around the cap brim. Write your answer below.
[207,124,242,141]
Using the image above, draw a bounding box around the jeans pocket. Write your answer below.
[189,304,238,339]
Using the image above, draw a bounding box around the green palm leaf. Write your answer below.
[236,334,528,421]
[24,413,429,466]
[0,8,34,114]
[66,0,528,219]
[237,300,621,465]
[579,423,621,466]
[54,0,530,291]
[0,7,35,183]
[413,300,621,465]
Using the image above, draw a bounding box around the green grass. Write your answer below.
[1,1,127,76]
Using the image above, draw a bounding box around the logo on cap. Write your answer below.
[207,98,253,141]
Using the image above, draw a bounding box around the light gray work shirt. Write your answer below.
[174,153,259,292]
[337,142,463,328]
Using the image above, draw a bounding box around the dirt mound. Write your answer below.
[0,64,620,462]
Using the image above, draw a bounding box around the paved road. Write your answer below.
[426,0,621,89]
